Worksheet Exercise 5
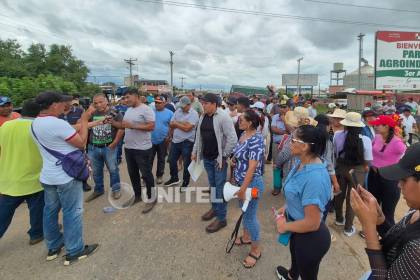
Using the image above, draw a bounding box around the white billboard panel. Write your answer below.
[375,31,420,90]
[282,74,318,86]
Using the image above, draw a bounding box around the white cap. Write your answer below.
[251,101,265,110]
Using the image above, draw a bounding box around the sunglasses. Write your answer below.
[291,138,314,145]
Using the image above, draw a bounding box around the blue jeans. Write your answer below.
[238,176,264,241]
[203,158,227,222]
[88,145,121,193]
[169,140,194,185]
[117,139,124,164]
[0,191,44,240]
[42,180,84,257]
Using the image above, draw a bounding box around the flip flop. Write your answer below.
[235,237,252,246]
[243,253,261,269]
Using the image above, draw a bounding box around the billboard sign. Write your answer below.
[282,74,318,86]
[375,31,420,90]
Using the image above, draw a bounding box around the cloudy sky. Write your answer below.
[1,0,420,90]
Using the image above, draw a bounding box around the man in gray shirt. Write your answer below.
[192,93,237,233]
[111,88,156,214]
[164,96,199,192]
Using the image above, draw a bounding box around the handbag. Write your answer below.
[31,124,89,181]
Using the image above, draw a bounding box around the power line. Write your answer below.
[135,0,420,29]
[124,58,138,86]
[303,0,420,14]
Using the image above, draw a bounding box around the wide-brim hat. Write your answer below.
[284,107,317,127]
[327,108,346,119]
[340,112,365,128]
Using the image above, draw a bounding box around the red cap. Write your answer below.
[369,115,397,128]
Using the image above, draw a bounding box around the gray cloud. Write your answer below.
[1,0,420,89]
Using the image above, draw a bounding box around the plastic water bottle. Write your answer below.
[103,206,116,213]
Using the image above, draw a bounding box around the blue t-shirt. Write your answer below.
[283,160,331,221]
[271,114,286,143]
[232,133,265,183]
[151,108,173,145]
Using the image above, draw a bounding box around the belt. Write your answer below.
[90,143,110,148]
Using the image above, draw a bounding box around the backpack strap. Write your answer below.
[31,123,65,160]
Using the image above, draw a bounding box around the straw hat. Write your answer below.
[284,106,317,127]
[327,108,347,119]
[340,112,365,128]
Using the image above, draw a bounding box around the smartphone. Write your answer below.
[349,169,360,189]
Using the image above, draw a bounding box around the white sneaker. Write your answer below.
[344,226,356,237]
[334,219,345,226]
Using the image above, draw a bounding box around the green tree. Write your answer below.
[0,39,28,78]
[24,43,47,77]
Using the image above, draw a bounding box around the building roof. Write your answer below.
[230,85,269,96]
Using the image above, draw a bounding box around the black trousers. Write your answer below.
[125,148,155,200]
[151,142,167,178]
[289,222,331,280]
[368,168,400,236]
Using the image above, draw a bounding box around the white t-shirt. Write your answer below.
[400,114,416,135]
[32,116,78,185]
[123,103,155,150]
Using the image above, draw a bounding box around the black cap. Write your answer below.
[202,93,218,104]
[362,110,377,118]
[379,143,420,180]
[237,96,251,108]
[226,96,237,105]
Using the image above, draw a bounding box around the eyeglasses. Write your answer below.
[291,138,314,145]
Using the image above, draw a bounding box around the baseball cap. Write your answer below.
[369,115,396,128]
[178,96,192,108]
[250,101,265,110]
[379,143,420,181]
[226,96,237,105]
[0,96,12,106]
[155,96,166,103]
[201,93,219,104]
[362,110,377,118]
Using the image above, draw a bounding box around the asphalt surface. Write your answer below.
[0,160,409,280]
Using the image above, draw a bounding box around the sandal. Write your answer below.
[235,237,252,246]
[271,189,281,196]
[243,252,261,268]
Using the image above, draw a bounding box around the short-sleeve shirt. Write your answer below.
[171,108,199,143]
[0,112,21,127]
[0,118,43,196]
[372,135,406,168]
[232,133,265,183]
[400,114,416,135]
[271,114,286,143]
[123,104,155,150]
[89,109,123,145]
[284,161,331,221]
[32,116,78,185]
[152,108,173,144]
[333,131,373,161]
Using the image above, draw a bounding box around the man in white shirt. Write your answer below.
[405,97,418,114]
[400,108,417,138]
[32,92,98,265]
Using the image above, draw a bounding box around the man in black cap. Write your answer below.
[192,93,237,233]
[235,97,251,138]
[32,92,99,265]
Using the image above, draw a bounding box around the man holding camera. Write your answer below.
[85,94,124,202]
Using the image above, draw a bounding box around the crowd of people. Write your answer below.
[0,90,419,279]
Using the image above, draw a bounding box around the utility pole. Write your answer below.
[169,51,174,96]
[124,58,137,86]
[357,33,365,90]
[180,77,186,90]
[297,57,304,96]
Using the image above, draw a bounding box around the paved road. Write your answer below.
[0,161,408,280]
